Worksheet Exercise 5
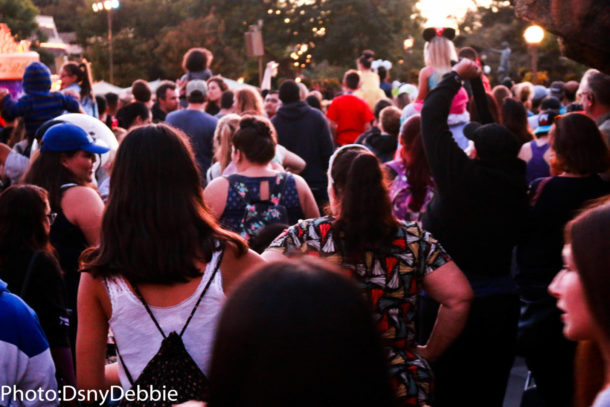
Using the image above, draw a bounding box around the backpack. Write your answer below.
[115,249,224,406]
[226,173,290,241]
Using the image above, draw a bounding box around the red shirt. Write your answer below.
[326,93,374,146]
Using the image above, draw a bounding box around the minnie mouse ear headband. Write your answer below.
[423,27,456,42]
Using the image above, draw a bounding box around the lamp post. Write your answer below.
[403,35,414,68]
[92,0,120,84]
[523,25,544,84]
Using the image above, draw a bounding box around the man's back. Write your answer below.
[166,109,217,179]
[326,94,374,146]
[272,101,333,191]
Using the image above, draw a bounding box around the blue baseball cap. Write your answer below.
[41,122,110,154]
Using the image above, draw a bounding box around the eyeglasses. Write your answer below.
[46,212,57,225]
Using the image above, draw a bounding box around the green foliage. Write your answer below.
[0,0,39,40]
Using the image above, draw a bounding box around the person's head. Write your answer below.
[373,98,393,122]
[549,112,610,175]
[131,79,152,105]
[232,115,276,165]
[581,71,610,119]
[105,92,119,115]
[305,94,321,110]
[23,122,110,211]
[549,197,610,343]
[564,81,579,103]
[377,65,387,82]
[533,109,559,138]
[343,69,361,91]
[264,91,281,117]
[234,88,265,116]
[491,85,512,109]
[246,223,288,254]
[207,76,228,104]
[379,106,401,137]
[155,81,178,113]
[60,61,93,100]
[80,124,246,284]
[549,81,565,103]
[0,184,53,255]
[278,80,301,105]
[23,62,52,95]
[208,258,395,407]
[95,95,107,118]
[219,91,234,111]
[423,28,457,74]
[457,46,478,61]
[213,113,241,170]
[464,122,520,162]
[328,145,398,256]
[116,102,151,129]
[539,96,562,112]
[513,82,534,109]
[357,49,375,70]
[182,47,213,72]
[399,115,433,213]
[186,80,208,104]
[501,98,533,145]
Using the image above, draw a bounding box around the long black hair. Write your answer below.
[208,258,397,407]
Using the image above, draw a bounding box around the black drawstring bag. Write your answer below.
[116,250,224,406]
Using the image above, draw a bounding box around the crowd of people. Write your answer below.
[0,27,609,407]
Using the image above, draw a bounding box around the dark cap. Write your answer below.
[534,109,559,135]
[549,81,565,99]
[464,122,520,161]
[540,96,561,111]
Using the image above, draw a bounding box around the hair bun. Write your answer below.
[240,117,272,139]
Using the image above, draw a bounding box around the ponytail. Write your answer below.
[332,151,398,257]
[78,62,94,101]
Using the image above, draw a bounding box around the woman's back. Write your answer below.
[104,250,225,388]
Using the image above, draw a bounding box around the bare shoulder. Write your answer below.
[62,185,103,203]
[219,242,265,293]
[79,271,112,320]
[204,176,229,193]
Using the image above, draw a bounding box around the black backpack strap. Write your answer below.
[180,248,225,337]
[20,250,41,298]
[115,340,135,386]
[131,284,167,339]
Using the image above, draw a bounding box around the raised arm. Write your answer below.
[420,59,481,195]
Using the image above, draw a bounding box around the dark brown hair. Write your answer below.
[331,149,399,257]
[208,258,396,407]
[232,116,276,165]
[468,92,500,123]
[550,113,610,175]
[565,196,610,340]
[343,69,360,91]
[131,79,152,103]
[501,98,533,145]
[358,49,375,69]
[23,150,81,212]
[399,115,434,214]
[182,47,213,72]
[62,61,93,101]
[80,124,246,284]
[380,106,401,137]
[155,80,176,101]
[205,76,229,114]
[0,184,52,255]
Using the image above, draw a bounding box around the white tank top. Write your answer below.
[103,250,225,389]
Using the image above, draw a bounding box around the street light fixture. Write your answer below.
[92,0,120,84]
[403,35,414,51]
[523,25,544,84]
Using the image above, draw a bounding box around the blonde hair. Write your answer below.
[424,36,457,75]
[235,88,265,116]
[213,114,241,171]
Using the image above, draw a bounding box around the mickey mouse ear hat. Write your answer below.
[422,27,456,42]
